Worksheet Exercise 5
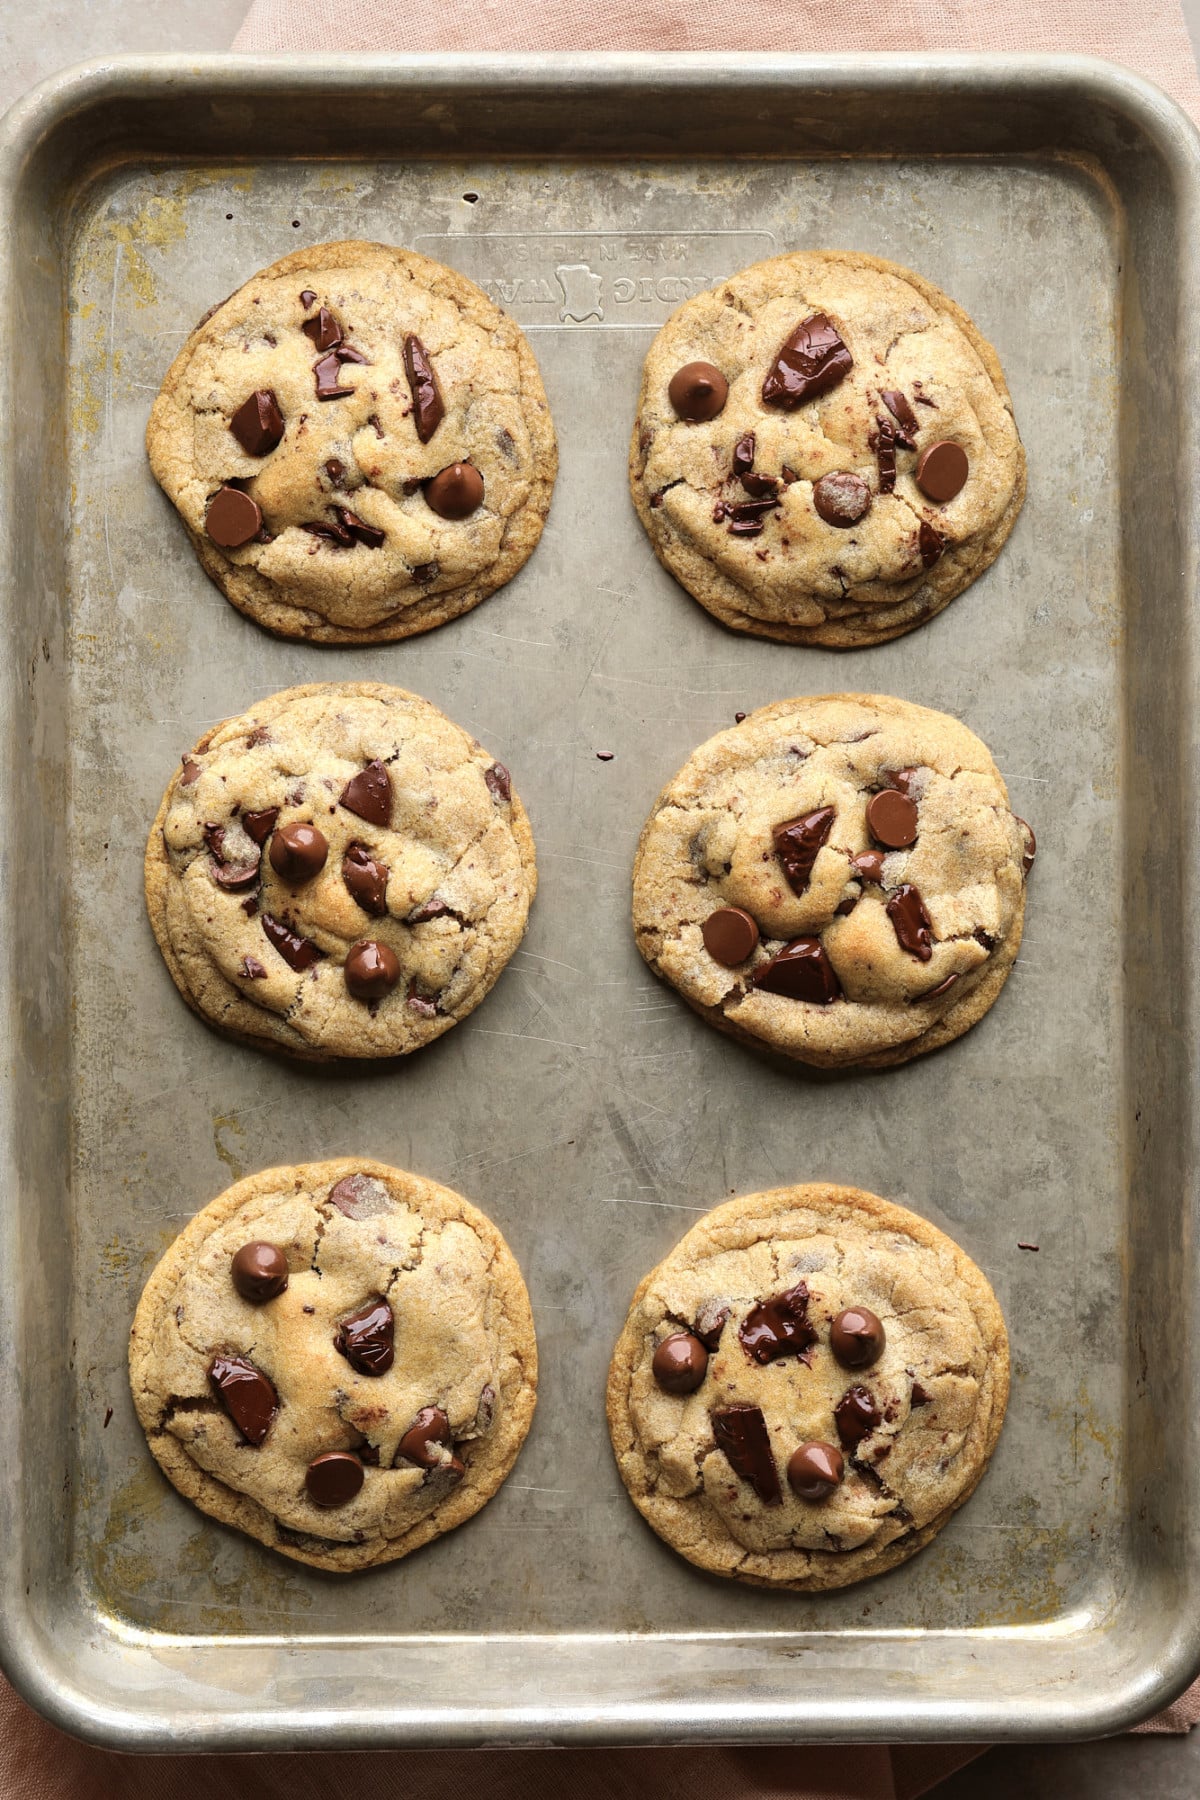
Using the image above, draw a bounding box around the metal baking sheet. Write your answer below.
[0,51,1197,1751]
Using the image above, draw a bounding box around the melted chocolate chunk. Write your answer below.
[180,755,201,785]
[731,432,756,476]
[752,937,842,1005]
[339,759,392,827]
[834,1384,881,1450]
[773,807,835,895]
[344,939,401,1000]
[651,1332,708,1394]
[919,972,960,1001]
[242,807,279,845]
[303,512,355,546]
[408,895,449,923]
[875,417,897,494]
[335,1296,395,1376]
[667,361,728,422]
[325,457,345,483]
[787,1440,844,1502]
[305,1450,364,1507]
[231,1241,289,1303]
[739,1282,818,1365]
[342,842,389,915]
[830,1306,886,1370]
[397,1405,462,1478]
[327,1172,390,1218]
[918,520,944,568]
[866,788,918,849]
[230,389,285,456]
[879,388,919,447]
[812,470,871,527]
[886,884,934,961]
[1016,817,1037,875]
[206,485,262,550]
[261,912,322,972]
[851,848,886,884]
[701,906,760,966]
[269,821,328,883]
[407,986,438,1017]
[484,762,511,803]
[239,955,267,979]
[761,312,852,409]
[425,462,485,520]
[211,861,261,891]
[404,334,444,442]
[740,472,779,500]
[301,306,343,352]
[910,1379,932,1407]
[728,497,779,526]
[208,1353,277,1445]
[336,507,385,549]
[313,350,356,400]
[711,1404,781,1505]
[299,289,318,308]
[693,1304,731,1351]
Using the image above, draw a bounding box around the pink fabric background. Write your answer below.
[4,3,1199,1795]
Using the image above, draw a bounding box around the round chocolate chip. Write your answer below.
[305,1450,365,1508]
[915,440,969,503]
[787,1441,844,1502]
[424,461,485,520]
[205,485,263,549]
[231,1241,289,1303]
[701,906,760,967]
[865,788,918,850]
[268,821,328,883]
[831,1306,886,1369]
[651,1332,709,1395]
[812,470,871,527]
[344,939,401,1000]
[667,361,728,423]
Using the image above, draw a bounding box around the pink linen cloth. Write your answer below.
[4,3,1199,1795]
[234,0,1200,119]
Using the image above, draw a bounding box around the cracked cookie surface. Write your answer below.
[607,1184,1008,1590]
[146,240,557,643]
[629,251,1024,647]
[129,1158,537,1572]
[631,694,1033,1069]
[145,681,536,1060]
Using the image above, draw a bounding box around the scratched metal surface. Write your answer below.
[0,55,1197,1750]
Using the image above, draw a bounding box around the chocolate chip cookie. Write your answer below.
[129,1159,537,1572]
[146,240,557,643]
[145,682,536,1059]
[607,1183,1008,1590]
[630,251,1025,646]
[631,694,1033,1069]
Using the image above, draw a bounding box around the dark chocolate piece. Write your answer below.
[834,1384,881,1450]
[342,842,389,915]
[761,313,852,409]
[269,821,328,883]
[344,939,401,1000]
[305,1451,364,1507]
[711,1404,782,1505]
[667,361,728,422]
[208,1353,277,1445]
[787,1441,844,1501]
[886,884,934,961]
[339,759,392,827]
[773,807,835,895]
[739,1282,818,1365]
[701,907,760,966]
[261,912,322,972]
[335,1297,395,1376]
[206,485,262,549]
[404,334,444,442]
[230,389,284,456]
[751,937,842,1005]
